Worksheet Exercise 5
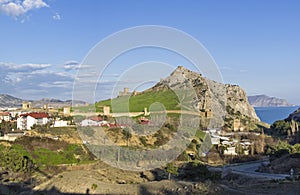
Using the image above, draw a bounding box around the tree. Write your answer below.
[165,162,178,180]
[122,127,132,147]
[261,128,265,153]
[235,144,244,155]
[271,120,290,136]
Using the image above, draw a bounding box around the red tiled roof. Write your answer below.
[88,116,103,122]
[0,112,10,116]
[20,112,49,119]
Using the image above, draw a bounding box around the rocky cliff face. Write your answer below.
[150,66,260,129]
[286,108,300,122]
[226,85,259,120]
[248,95,292,107]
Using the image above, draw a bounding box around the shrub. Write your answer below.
[91,183,98,190]
[0,145,35,173]
[176,151,190,161]
[271,120,290,136]
[139,136,148,146]
[177,161,215,181]
[165,163,178,180]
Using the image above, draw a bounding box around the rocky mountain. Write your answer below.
[0,94,87,109]
[146,66,260,129]
[0,94,23,108]
[286,108,300,122]
[248,95,292,107]
[31,98,87,108]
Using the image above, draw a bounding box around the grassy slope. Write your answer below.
[95,89,180,113]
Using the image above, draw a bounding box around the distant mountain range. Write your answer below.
[0,94,88,109]
[0,94,23,108]
[248,95,293,107]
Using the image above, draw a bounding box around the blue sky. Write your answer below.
[0,0,300,104]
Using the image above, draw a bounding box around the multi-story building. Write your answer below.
[17,112,50,130]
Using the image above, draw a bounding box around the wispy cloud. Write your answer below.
[38,81,73,88]
[220,66,248,73]
[0,62,51,72]
[220,66,233,71]
[0,0,48,18]
[0,61,76,100]
[52,12,60,20]
[64,60,80,71]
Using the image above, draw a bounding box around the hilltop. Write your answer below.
[0,94,87,109]
[97,66,260,130]
[0,94,23,108]
[286,107,300,122]
[248,95,293,107]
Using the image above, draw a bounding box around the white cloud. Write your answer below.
[64,60,80,71]
[0,62,51,72]
[220,65,248,73]
[220,66,233,71]
[52,12,60,20]
[22,0,48,10]
[39,81,73,88]
[101,74,119,77]
[19,63,51,69]
[0,61,79,100]
[0,0,48,18]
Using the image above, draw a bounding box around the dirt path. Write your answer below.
[209,159,289,180]
[33,169,219,194]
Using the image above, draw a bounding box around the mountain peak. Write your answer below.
[248,95,292,107]
[170,66,202,78]
[152,66,260,126]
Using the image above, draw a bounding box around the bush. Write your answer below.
[268,141,300,161]
[32,144,86,165]
[270,149,290,161]
[139,136,148,146]
[0,144,35,173]
[176,151,190,161]
[271,120,290,136]
[293,144,300,153]
[164,123,176,132]
[91,183,98,190]
[177,161,215,181]
[154,130,168,146]
[165,163,178,180]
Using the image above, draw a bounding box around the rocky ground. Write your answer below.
[220,174,300,195]
[1,159,300,195]
[1,161,221,194]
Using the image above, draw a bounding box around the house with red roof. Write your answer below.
[80,116,107,127]
[17,112,50,130]
[0,112,11,122]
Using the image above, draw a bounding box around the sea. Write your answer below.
[254,106,299,125]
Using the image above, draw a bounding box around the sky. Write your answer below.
[0,0,300,104]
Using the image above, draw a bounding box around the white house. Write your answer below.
[0,112,11,122]
[224,146,237,155]
[52,120,68,127]
[210,135,221,145]
[17,112,50,130]
[81,119,99,126]
[81,116,106,126]
[0,132,25,141]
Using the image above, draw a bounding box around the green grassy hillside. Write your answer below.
[96,89,180,113]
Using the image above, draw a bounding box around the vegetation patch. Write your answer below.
[96,89,179,113]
